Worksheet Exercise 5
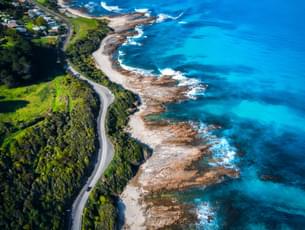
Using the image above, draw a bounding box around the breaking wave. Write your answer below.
[118,51,154,76]
[195,122,238,169]
[156,12,184,23]
[100,1,122,12]
[84,1,98,13]
[135,8,151,17]
[208,137,237,169]
[160,68,206,99]
[123,25,145,46]
[195,200,219,230]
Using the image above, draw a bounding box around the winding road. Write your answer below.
[31,2,115,229]
[68,66,115,230]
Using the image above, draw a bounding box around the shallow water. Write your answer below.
[69,0,305,228]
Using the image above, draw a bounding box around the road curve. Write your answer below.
[68,65,115,230]
[29,3,115,229]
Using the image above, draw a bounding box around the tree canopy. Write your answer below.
[0,26,33,87]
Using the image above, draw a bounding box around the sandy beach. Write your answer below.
[92,14,239,229]
[58,1,238,227]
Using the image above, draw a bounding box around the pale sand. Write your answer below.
[120,185,146,230]
[93,35,128,86]
[90,13,157,229]
[93,16,238,229]
[58,0,108,19]
[55,1,150,226]
[57,3,236,227]
[93,33,151,229]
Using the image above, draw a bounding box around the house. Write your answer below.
[43,16,53,22]
[28,9,36,18]
[12,1,20,7]
[39,26,47,30]
[16,26,27,33]
[28,8,43,18]
[48,21,57,28]
[7,20,17,28]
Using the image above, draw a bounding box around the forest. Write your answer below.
[0,26,32,87]
[0,16,99,229]
[66,20,149,230]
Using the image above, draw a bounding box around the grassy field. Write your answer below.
[0,75,72,126]
[0,73,99,229]
[32,36,58,46]
[69,17,100,45]
[36,0,47,5]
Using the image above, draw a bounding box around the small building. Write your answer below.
[32,25,40,31]
[39,26,47,30]
[7,20,17,28]
[28,9,36,18]
[48,21,57,27]
[16,26,27,33]
[12,2,20,7]
[28,8,43,18]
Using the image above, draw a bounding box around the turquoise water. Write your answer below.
[69,0,305,228]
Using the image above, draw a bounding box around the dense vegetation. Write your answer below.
[0,18,99,229]
[0,75,99,229]
[35,0,58,10]
[0,0,24,18]
[0,26,32,87]
[66,19,149,229]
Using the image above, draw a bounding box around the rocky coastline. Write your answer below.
[92,13,239,229]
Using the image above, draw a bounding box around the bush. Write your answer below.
[67,19,149,230]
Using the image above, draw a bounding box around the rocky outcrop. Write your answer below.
[93,13,238,229]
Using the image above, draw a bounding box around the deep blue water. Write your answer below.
[69,0,305,228]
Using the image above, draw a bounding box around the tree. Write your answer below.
[34,16,47,26]
[0,26,32,87]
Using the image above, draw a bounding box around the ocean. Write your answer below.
[69,0,305,228]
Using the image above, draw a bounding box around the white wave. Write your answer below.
[160,68,206,99]
[156,12,184,23]
[135,8,151,17]
[118,51,154,76]
[178,21,188,24]
[193,121,238,169]
[187,85,207,99]
[196,201,218,229]
[208,138,237,169]
[100,1,122,12]
[84,1,97,13]
[123,26,144,46]
[160,68,195,86]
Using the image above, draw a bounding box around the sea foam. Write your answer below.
[124,26,145,46]
[160,68,206,99]
[208,137,237,169]
[195,200,218,230]
[100,1,122,12]
[84,1,97,13]
[195,122,238,169]
[156,12,184,23]
[118,51,154,76]
[135,8,151,17]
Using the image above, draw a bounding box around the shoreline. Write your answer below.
[58,0,93,18]
[92,15,239,229]
[58,1,239,228]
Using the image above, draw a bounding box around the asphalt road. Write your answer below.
[30,3,115,229]
[68,66,115,230]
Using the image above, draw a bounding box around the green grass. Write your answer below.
[36,0,47,4]
[25,21,34,31]
[0,36,16,48]
[32,36,58,46]
[69,17,100,45]
[0,75,71,125]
